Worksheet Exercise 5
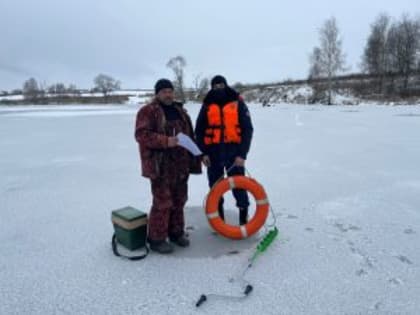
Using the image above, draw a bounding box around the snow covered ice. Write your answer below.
[1,103,420,314]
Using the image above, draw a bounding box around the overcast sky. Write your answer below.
[0,0,419,90]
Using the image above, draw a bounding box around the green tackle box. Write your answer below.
[111,206,148,250]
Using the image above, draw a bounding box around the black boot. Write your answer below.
[218,199,225,221]
[239,208,248,225]
[148,239,174,254]
[170,234,190,248]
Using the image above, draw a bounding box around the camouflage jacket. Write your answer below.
[135,98,202,179]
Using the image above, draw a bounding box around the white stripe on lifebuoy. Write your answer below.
[240,225,248,238]
[256,199,269,205]
[228,177,236,189]
[207,212,219,219]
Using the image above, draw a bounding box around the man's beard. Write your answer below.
[160,97,173,105]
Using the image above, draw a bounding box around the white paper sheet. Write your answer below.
[176,133,202,156]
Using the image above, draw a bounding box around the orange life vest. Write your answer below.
[204,101,242,145]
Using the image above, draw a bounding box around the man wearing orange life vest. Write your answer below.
[195,75,254,225]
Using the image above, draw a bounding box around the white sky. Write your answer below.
[0,0,419,90]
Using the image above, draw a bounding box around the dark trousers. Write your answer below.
[148,175,188,242]
[207,158,250,213]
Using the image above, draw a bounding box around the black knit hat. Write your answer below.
[154,79,174,94]
[211,75,228,88]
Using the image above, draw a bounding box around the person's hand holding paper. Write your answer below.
[176,133,202,156]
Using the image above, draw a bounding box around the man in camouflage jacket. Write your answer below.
[135,79,201,254]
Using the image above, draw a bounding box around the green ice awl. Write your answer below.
[257,227,278,252]
[250,227,279,263]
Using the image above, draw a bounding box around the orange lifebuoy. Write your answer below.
[205,176,269,240]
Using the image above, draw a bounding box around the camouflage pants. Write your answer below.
[148,174,189,242]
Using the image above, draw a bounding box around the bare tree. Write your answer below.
[418,53,420,71]
[309,17,347,104]
[166,55,186,102]
[48,85,56,95]
[362,14,391,92]
[232,82,246,93]
[48,83,67,95]
[23,78,40,100]
[309,47,324,79]
[417,15,420,71]
[193,74,209,101]
[38,81,47,98]
[399,15,419,90]
[67,84,80,96]
[308,47,328,103]
[93,74,120,97]
[385,15,420,92]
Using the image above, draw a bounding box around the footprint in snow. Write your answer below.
[349,246,375,269]
[356,268,368,277]
[388,278,404,285]
[334,222,361,233]
[374,302,383,310]
[396,255,413,265]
